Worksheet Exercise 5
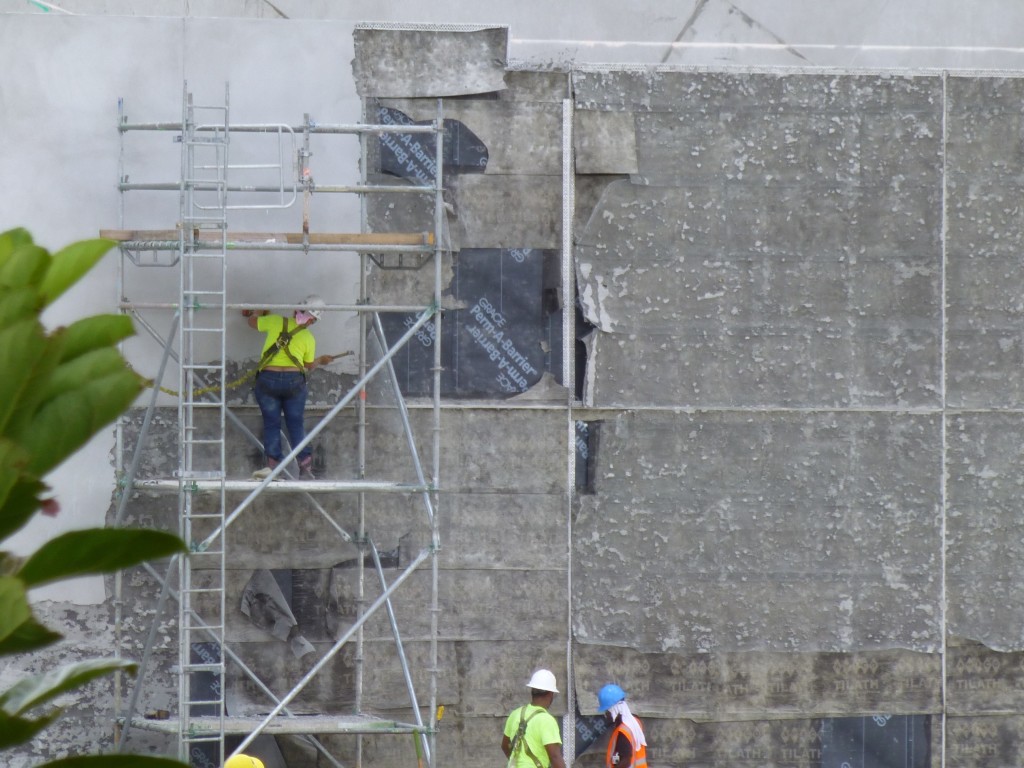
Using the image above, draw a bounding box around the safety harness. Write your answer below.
[257,316,307,378]
[508,705,545,768]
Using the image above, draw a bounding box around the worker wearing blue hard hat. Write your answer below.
[597,683,648,768]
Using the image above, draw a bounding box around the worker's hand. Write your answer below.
[316,355,333,367]
[241,309,253,317]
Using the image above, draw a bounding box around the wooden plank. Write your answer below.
[99,229,434,245]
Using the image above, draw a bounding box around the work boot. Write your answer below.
[251,456,280,480]
[298,456,315,480]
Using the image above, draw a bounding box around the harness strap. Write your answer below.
[257,316,307,378]
[508,705,545,768]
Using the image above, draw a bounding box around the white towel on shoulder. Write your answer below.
[607,700,647,748]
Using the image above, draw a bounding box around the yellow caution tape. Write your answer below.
[135,351,351,398]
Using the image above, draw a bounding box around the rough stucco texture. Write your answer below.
[571,71,1024,668]
[575,72,942,410]
[574,410,942,654]
[352,26,508,98]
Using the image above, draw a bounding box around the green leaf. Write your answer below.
[20,369,142,476]
[39,239,115,305]
[55,314,136,364]
[0,243,49,291]
[0,287,41,327]
[0,577,32,647]
[0,334,61,446]
[0,708,61,750]
[0,478,47,543]
[0,228,35,263]
[0,658,137,716]
[0,317,48,434]
[40,756,189,767]
[0,436,31,509]
[0,615,63,656]
[17,529,185,587]
[37,348,135,406]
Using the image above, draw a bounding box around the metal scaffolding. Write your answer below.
[109,83,445,768]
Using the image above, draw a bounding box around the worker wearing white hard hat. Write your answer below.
[243,294,332,480]
[501,669,566,768]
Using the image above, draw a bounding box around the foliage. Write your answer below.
[0,228,188,765]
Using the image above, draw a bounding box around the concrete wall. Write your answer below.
[6,7,1024,768]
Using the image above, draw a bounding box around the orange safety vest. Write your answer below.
[605,720,647,768]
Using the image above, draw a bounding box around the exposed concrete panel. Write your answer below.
[574,110,639,174]
[574,71,943,409]
[358,408,567,492]
[631,100,941,188]
[352,26,509,98]
[224,639,566,717]
[573,69,659,112]
[945,75,1024,410]
[946,413,1024,651]
[363,170,462,254]
[576,178,941,408]
[502,70,571,103]
[358,492,567,569]
[574,174,629,235]
[449,174,563,249]
[211,567,565,645]
[573,410,942,654]
[366,171,562,251]
[223,499,361,569]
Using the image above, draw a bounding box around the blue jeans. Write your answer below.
[254,370,310,462]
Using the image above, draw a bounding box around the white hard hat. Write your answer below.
[526,669,559,693]
[300,294,325,320]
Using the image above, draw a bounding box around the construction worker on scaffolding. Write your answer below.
[501,669,566,768]
[597,683,648,768]
[243,294,331,480]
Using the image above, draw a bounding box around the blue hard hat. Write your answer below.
[597,683,626,712]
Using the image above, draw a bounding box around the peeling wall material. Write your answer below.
[573,110,639,174]
[574,410,942,656]
[27,20,1024,768]
[574,72,942,410]
[576,174,941,408]
[352,25,509,98]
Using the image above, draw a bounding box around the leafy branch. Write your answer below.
[0,228,187,766]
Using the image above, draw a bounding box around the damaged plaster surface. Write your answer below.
[573,409,942,655]
[574,72,942,409]
[11,9,1024,767]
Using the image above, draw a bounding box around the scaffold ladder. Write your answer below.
[177,84,230,766]
[112,85,445,768]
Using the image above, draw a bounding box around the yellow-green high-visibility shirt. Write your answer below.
[503,704,561,768]
[257,314,315,368]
